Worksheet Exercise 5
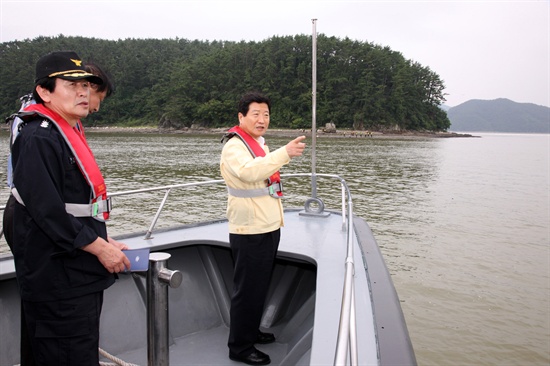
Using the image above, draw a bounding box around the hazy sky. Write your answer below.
[1,0,549,108]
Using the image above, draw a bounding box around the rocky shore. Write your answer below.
[82,126,477,138]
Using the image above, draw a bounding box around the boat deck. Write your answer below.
[97,208,379,365]
[1,207,415,366]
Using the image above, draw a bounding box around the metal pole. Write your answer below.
[144,188,172,240]
[146,252,183,366]
[311,18,318,199]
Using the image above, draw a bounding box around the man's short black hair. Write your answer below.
[238,92,271,116]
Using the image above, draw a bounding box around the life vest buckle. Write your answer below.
[92,197,112,216]
[92,202,99,216]
[268,181,283,198]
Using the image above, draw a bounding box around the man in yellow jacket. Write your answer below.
[220,92,306,365]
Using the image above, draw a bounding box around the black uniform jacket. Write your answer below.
[11,115,115,302]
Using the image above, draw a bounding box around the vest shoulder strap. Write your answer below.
[221,126,283,198]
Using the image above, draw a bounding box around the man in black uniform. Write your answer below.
[10,51,130,366]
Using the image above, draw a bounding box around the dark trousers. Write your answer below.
[228,229,280,356]
[22,292,103,366]
[3,194,15,251]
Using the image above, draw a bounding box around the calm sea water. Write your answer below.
[1,131,548,365]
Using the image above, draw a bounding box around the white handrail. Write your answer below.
[2,174,359,364]
[112,173,358,365]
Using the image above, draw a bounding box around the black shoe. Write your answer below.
[229,348,271,365]
[256,331,276,344]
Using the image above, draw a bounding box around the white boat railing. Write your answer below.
[108,179,226,240]
[109,173,359,365]
[1,173,360,365]
[110,173,359,365]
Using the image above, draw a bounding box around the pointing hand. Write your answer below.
[286,136,306,158]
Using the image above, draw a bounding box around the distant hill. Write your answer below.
[447,98,549,133]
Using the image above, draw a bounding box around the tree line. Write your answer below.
[0,35,450,131]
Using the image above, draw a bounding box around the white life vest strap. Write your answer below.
[11,188,111,218]
[65,199,112,217]
[11,188,23,207]
[227,182,282,199]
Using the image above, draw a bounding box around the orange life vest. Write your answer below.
[16,104,110,221]
[223,125,283,198]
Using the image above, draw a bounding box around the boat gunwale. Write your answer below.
[0,175,417,365]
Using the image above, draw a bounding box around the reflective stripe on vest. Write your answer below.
[11,187,111,218]
[14,104,110,221]
[226,182,283,198]
[222,125,283,199]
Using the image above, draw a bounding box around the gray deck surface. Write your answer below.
[0,209,383,366]
[97,208,379,366]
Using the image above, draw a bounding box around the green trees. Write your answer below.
[0,34,450,131]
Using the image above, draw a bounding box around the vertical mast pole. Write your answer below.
[311,18,318,198]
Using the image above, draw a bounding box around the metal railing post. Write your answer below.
[146,252,183,366]
[144,188,172,240]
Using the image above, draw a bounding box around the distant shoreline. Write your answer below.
[82,126,478,138]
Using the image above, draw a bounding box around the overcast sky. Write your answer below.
[1,0,548,108]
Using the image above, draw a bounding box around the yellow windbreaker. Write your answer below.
[220,136,290,234]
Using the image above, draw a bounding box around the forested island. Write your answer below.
[0,35,450,132]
